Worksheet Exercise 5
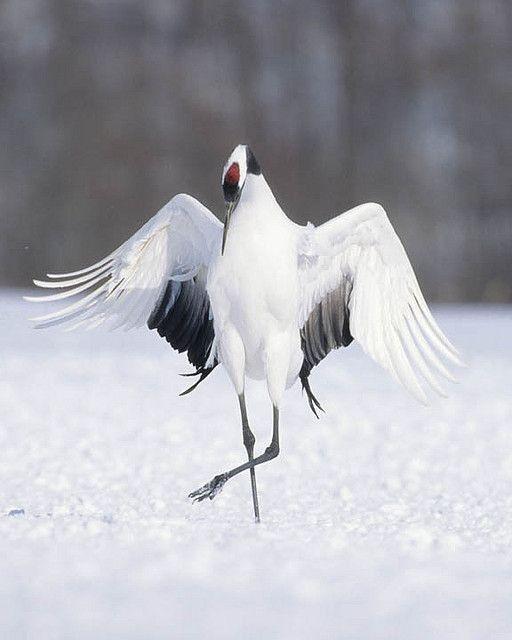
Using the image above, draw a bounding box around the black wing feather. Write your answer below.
[147,273,218,389]
[299,284,354,416]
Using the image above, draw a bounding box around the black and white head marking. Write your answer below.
[222,144,261,202]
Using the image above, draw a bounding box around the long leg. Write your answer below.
[189,405,279,503]
[208,326,261,515]
[238,393,260,522]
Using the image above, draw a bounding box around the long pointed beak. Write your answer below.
[221,201,236,255]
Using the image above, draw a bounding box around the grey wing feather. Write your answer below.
[297,202,462,405]
[300,284,353,379]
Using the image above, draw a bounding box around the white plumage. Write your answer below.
[297,202,460,403]
[27,194,222,332]
[28,144,462,519]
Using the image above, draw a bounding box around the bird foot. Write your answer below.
[189,473,228,502]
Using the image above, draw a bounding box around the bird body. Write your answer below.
[207,172,302,399]
[27,144,462,521]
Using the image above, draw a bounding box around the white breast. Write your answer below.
[207,174,301,377]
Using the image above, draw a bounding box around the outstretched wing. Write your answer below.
[27,193,222,371]
[297,202,462,403]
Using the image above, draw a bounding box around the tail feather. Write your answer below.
[179,364,217,396]
[299,367,325,419]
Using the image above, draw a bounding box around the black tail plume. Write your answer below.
[179,364,217,396]
[299,368,325,419]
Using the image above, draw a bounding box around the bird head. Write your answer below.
[221,144,261,254]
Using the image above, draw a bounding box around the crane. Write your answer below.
[27,144,461,522]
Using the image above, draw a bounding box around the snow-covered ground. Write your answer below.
[1,291,511,639]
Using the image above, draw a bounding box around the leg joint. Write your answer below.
[243,428,255,450]
[264,441,280,460]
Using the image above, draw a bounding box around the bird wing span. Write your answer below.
[27,194,222,352]
[297,202,462,403]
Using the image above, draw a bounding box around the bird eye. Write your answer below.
[224,163,240,186]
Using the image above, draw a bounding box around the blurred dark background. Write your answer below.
[1,0,511,300]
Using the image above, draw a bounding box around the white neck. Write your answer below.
[236,173,285,220]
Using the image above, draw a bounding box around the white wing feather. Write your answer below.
[26,194,222,330]
[298,202,462,403]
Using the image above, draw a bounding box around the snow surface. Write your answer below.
[1,291,511,639]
